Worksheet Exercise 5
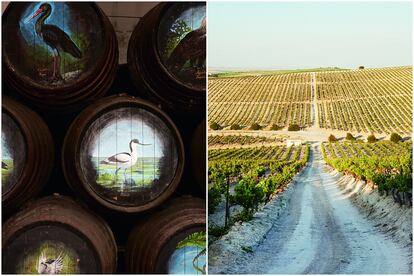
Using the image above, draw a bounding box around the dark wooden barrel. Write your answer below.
[62,94,185,213]
[2,97,54,213]
[2,195,117,273]
[2,2,118,112]
[125,196,206,274]
[128,2,206,113]
[191,120,206,195]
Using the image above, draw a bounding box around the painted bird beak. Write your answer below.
[28,7,42,21]
[138,142,152,146]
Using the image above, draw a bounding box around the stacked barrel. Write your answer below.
[2,2,206,274]
[128,2,206,113]
[2,2,118,112]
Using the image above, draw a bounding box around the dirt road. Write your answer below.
[219,145,412,274]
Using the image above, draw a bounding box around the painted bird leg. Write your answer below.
[52,51,57,79]
[115,167,121,177]
[121,168,130,192]
[123,168,128,180]
[114,167,121,185]
[56,51,62,80]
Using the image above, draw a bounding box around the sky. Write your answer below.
[208,1,412,70]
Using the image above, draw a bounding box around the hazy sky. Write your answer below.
[208,1,412,70]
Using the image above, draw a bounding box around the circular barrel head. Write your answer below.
[3,2,118,112]
[63,95,185,213]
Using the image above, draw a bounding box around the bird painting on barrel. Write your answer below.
[37,251,64,274]
[100,139,151,188]
[167,17,206,79]
[27,3,82,81]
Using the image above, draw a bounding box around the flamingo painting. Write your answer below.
[27,3,82,80]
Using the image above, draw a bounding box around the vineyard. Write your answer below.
[208,73,312,127]
[209,66,412,135]
[208,135,281,146]
[208,143,309,231]
[317,67,412,134]
[322,140,412,197]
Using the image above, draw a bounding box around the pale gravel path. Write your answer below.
[209,145,412,274]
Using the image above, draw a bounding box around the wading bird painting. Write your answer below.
[27,3,82,80]
[3,2,105,86]
[100,139,152,184]
[80,107,179,205]
[90,123,161,192]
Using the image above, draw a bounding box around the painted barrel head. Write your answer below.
[3,2,106,89]
[2,224,99,274]
[80,106,179,207]
[1,112,26,195]
[156,228,206,274]
[157,3,206,91]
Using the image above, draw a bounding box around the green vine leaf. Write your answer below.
[177,231,206,249]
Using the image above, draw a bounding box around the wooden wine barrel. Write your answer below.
[125,196,206,274]
[2,2,118,112]
[191,120,206,195]
[62,94,185,213]
[128,2,206,113]
[2,97,54,213]
[2,195,117,273]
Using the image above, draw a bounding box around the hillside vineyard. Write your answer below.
[208,67,412,134]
